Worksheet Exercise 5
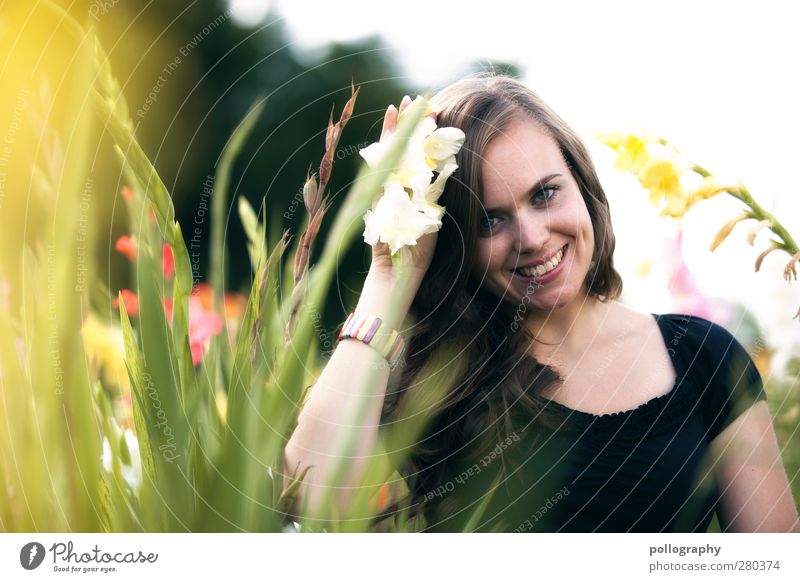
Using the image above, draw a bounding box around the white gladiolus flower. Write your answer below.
[359,97,465,254]
[101,428,143,494]
[423,127,466,165]
[413,161,457,219]
[363,180,442,254]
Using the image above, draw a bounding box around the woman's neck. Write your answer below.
[524,291,614,361]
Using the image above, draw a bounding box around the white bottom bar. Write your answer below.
[1,533,798,580]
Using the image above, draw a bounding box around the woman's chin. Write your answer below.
[485,280,582,314]
[526,288,581,313]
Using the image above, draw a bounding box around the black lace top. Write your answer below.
[425,313,767,532]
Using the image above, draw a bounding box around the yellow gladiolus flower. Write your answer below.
[638,158,682,197]
[638,158,692,217]
[216,390,228,425]
[597,133,652,174]
[660,195,691,218]
[81,313,130,393]
[634,259,653,278]
[686,176,737,203]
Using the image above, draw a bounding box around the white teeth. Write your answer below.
[515,248,564,278]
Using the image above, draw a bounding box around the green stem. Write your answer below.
[736,184,799,255]
[692,163,799,256]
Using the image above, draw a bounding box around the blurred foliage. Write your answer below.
[0,0,443,532]
[0,0,520,331]
[14,0,414,329]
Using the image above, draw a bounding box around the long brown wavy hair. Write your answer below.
[379,74,623,527]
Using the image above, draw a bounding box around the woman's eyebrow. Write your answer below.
[484,173,562,213]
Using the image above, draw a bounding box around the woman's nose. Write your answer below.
[514,211,550,253]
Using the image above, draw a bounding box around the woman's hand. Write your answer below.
[368,96,439,292]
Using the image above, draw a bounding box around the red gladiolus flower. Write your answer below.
[369,482,392,513]
[113,290,139,316]
[162,243,175,278]
[188,300,224,365]
[163,297,174,322]
[115,235,138,261]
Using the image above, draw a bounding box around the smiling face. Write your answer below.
[474,117,596,314]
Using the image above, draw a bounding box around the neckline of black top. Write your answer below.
[534,313,694,437]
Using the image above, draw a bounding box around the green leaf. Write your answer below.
[118,295,157,514]
[238,196,264,271]
[208,98,268,393]
[211,97,267,312]
[277,465,313,517]
[91,89,175,237]
[461,471,503,533]
[171,223,194,297]
[136,260,193,529]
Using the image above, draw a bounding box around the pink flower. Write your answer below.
[113,289,140,316]
[162,243,175,279]
[115,236,174,280]
[163,296,223,366]
[668,232,734,326]
[115,236,138,261]
[187,296,223,365]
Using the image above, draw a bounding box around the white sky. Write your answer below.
[229,0,800,368]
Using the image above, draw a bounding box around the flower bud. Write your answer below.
[687,176,738,204]
[784,251,800,282]
[746,219,772,246]
[754,242,779,272]
[339,82,359,127]
[303,174,319,214]
[709,213,749,252]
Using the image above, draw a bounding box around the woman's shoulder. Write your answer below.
[601,304,753,370]
[653,311,767,441]
[651,312,747,359]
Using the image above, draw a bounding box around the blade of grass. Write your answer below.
[209,98,267,393]
[461,471,503,533]
[92,89,174,237]
[118,294,158,528]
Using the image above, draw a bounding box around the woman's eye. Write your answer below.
[532,184,560,205]
[479,215,501,234]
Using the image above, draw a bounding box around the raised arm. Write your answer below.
[283,96,438,520]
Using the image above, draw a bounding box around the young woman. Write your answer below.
[284,75,800,532]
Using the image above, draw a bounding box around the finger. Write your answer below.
[381,104,398,139]
[372,241,391,261]
[398,95,412,116]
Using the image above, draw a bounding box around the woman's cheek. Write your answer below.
[475,240,496,272]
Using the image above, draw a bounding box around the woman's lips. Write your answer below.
[510,244,568,284]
